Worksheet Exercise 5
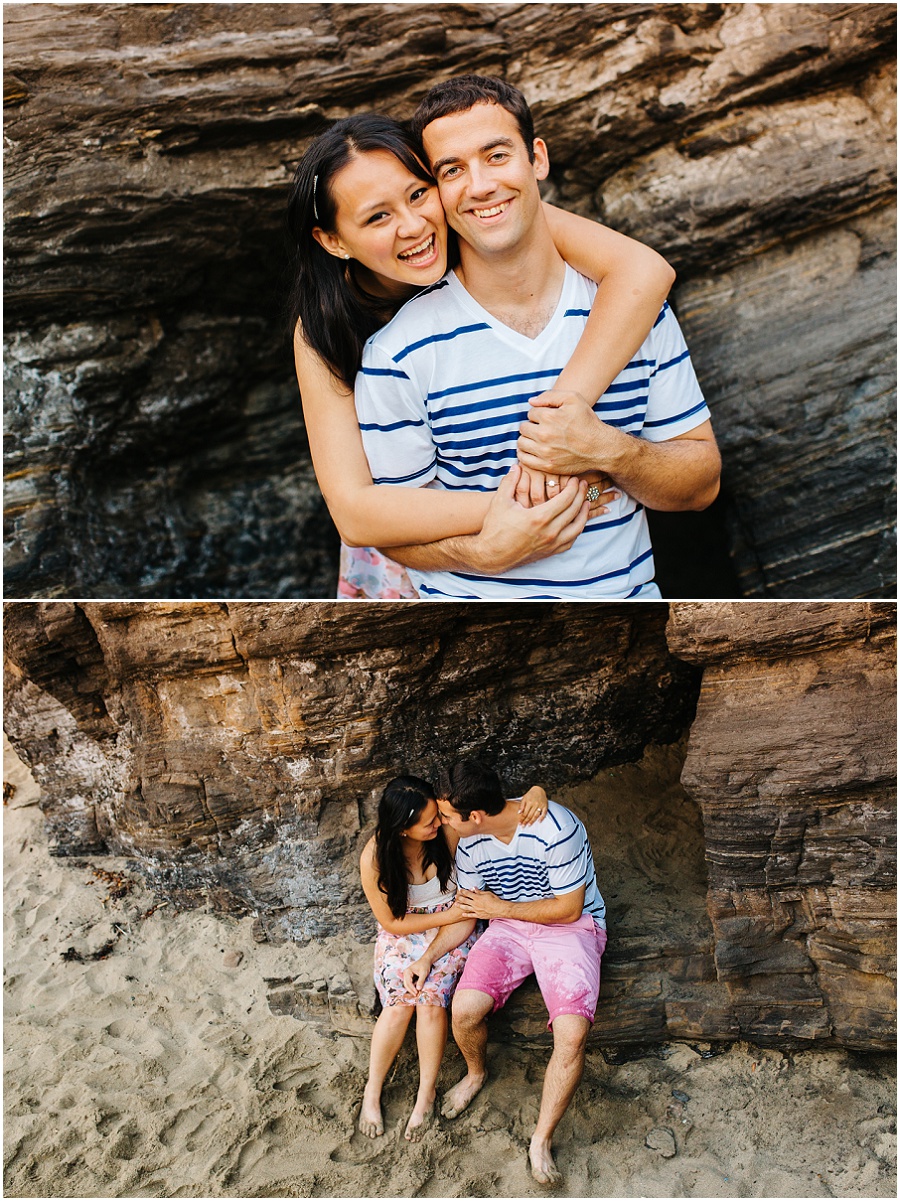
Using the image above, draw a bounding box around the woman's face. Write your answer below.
[314,149,448,293]
[402,799,442,841]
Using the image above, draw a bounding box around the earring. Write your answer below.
[343,254,351,260]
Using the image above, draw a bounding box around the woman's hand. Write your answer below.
[514,464,572,509]
[519,785,548,826]
[403,955,433,997]
[580,470,618,517]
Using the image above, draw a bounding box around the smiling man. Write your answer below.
[355,76,720,598]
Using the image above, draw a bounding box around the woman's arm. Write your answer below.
[543,203,675,403]
[359,839,461,935]
[513,206,675,506]
[403,919,478,998]
[294,327,490,548]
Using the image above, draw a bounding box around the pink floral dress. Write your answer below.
[338,544,418,600]
[374,873,479,1008]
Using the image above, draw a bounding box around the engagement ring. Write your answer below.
[546,479,558,490]
[586,485,601,503]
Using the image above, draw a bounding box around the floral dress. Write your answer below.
[374,873,478,1008]
[338,544,418,600]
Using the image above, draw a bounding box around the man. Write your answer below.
[403,759,606,1186]
[355,75,720,598]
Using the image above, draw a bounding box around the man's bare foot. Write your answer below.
[404,1098,434,1142]
[440,1072,486,1119]
[358,1090,384,1138]
[529,1136,562,1186]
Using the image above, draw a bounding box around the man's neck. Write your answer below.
[455,219,566,340]
[481,799,528,844]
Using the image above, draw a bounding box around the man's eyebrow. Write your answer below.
[431,137,516,175]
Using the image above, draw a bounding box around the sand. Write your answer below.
[3,746,896,1200]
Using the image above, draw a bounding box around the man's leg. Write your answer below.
[529,1013,590,1184]
[442,987,494,1118]
[528,918,605,1183]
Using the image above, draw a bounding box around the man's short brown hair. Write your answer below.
[410,75,536,164]
[437,757,505,820]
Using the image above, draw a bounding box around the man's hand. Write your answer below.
[403,956,433,998]
[455,888,509,920]
[518,389,611,477]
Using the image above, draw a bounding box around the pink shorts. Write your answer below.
[455,914,607,1028]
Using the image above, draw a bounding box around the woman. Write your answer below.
[287,113,675,598]
[358,774,547,1140]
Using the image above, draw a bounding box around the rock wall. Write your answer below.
[4,3,896,599]
[3,601,700,942]
[669,602,896,1051]
[3,600,895,1050]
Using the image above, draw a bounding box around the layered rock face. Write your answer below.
[4,600,895,1051]
[3,601,700,942]
[4,4,896,598]
[669,603,896,1051]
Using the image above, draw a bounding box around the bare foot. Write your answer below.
[440,1072,486,1119]
[404,1098,434,1142]
[529,1136,562,1186]
[358,1090,384,1138]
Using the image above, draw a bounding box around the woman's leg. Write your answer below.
[360,1003,415,1137]
[404,1003,448,1141]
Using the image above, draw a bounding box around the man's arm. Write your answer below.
[517,403,721,512]
[453,885,586,925]
[517,301,720,512]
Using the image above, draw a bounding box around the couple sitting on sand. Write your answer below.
[359,758,606,1185]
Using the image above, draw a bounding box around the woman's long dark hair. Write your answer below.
[285,113,436,390]
[374,775,453,920]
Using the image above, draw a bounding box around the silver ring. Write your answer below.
[586,485,601,503]
[546,479,558,490]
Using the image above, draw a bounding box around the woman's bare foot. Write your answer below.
[440,1072,486,1119]
[358,1089,384,1138]
[529,1135,561,1185]
[403,1097,434,1142]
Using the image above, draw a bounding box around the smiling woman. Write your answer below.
[313,149,447,291]
[285,108,678,599]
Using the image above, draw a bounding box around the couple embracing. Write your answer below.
[289,74,720,600]
[359,758,606,1186]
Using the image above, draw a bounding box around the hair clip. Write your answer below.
[312,174,319,221]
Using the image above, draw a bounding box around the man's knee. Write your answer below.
[550,1013,590,1060]
[451,988,494,1028]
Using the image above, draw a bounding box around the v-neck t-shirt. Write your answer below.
[355,265,709,599]
[454,800,606,929]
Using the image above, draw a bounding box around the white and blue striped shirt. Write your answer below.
[355,266,710,599]
[455,800,606,929]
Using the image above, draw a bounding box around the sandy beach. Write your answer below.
[3,746,896,1200]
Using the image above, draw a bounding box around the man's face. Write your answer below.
[422,102,549,259]
[436,795,479,836]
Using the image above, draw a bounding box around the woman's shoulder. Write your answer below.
[360,835,377,868]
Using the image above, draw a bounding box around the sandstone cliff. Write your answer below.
[4,4,896,598]
[4,600,895,1051]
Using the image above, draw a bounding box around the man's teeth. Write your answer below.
[399,235,434,259]
[473,202,510,218]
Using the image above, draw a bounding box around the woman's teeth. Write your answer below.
[399,234,435,261]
